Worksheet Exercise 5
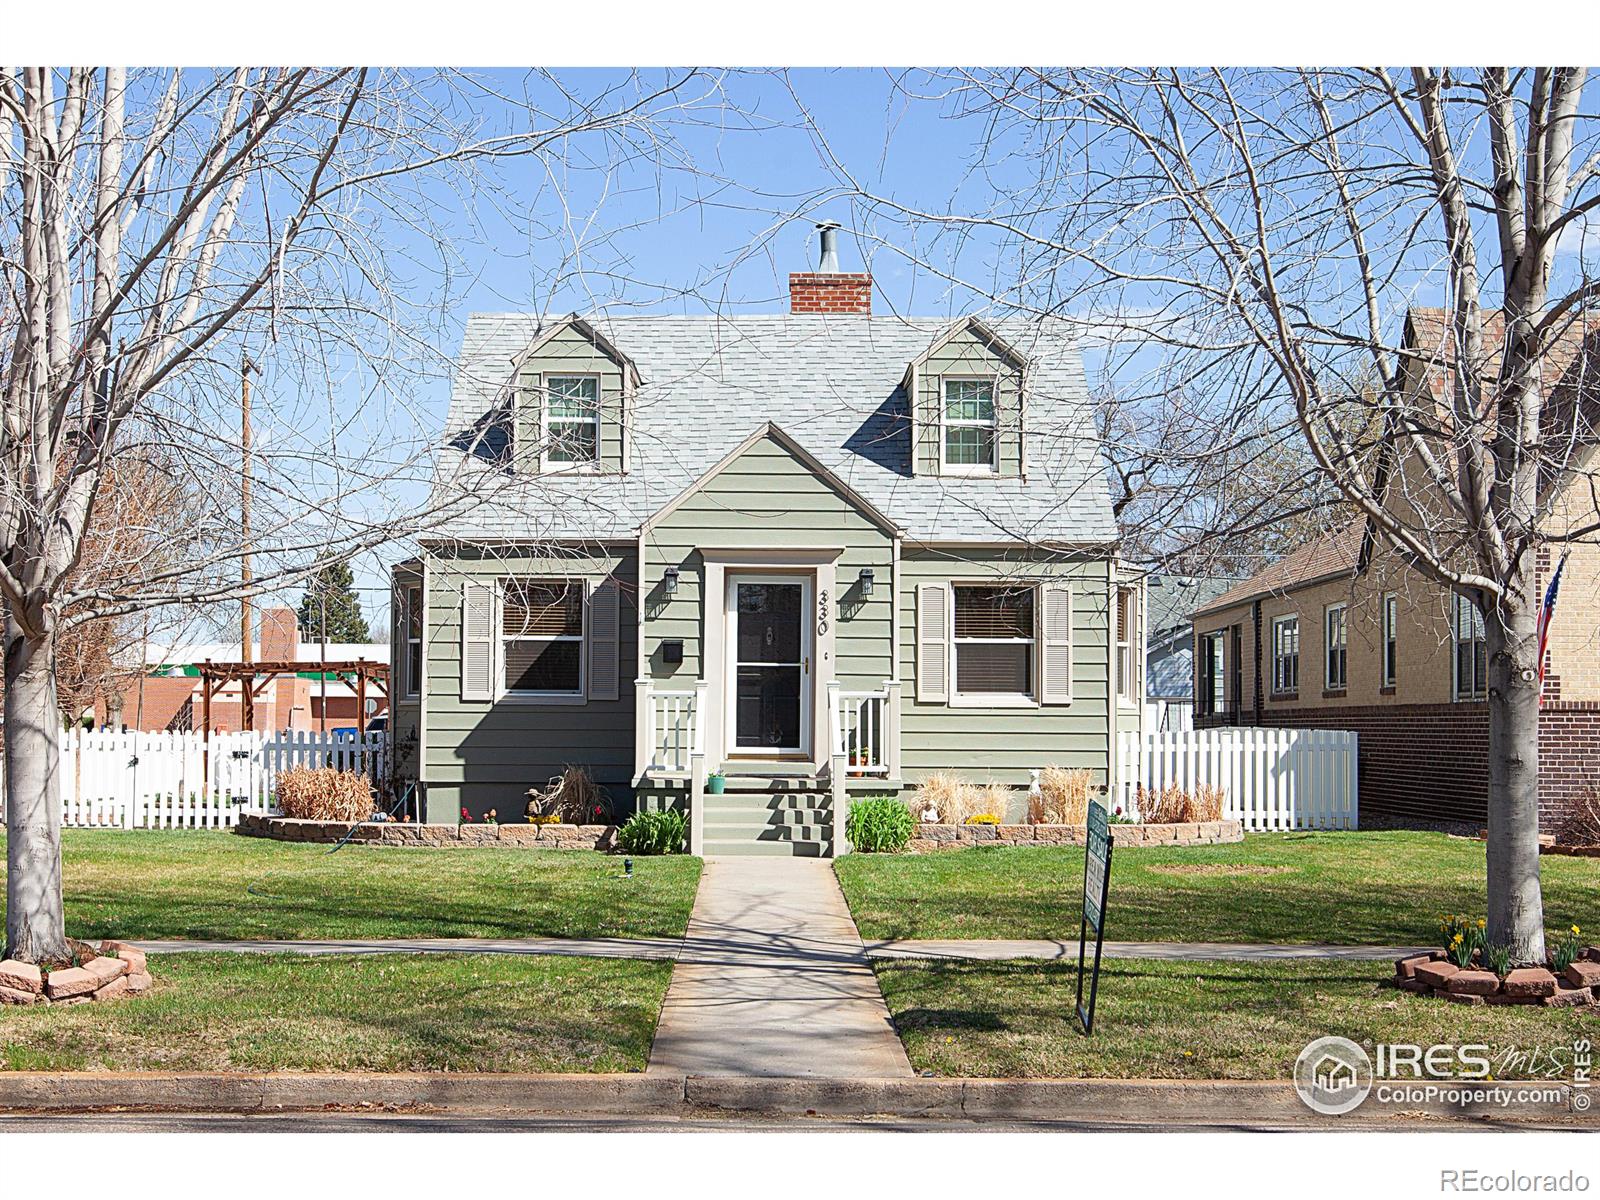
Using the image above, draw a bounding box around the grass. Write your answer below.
[0,953,671,1073]
[875,957,1600,1078]
[0,830,700,941]
[835,831,1600,944]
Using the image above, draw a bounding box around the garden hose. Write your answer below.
[243,783,418,902]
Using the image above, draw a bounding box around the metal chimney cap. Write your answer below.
[815,221,842,273]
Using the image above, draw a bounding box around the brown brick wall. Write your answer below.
[788,272,872,314]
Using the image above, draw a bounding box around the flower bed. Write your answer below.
[236,812,617,850]
[906,818,1242,853]
[0,940,152,1007]
[1394,947,1600,1008]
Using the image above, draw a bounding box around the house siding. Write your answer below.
[897,547,1114,788]
[418,543,638,822]
[514,324,626,474]
[914,327,1023,478]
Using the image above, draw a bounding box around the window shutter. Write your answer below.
[586,577,620,702]
[460,582,496,702]
[916,583,950,703]
[1041,584,1074,704]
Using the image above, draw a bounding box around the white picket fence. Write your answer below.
[1115,727,1359,831]
[1,728,389,830]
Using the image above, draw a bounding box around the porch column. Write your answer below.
[884,678,902,781]
[689,677,709,856]
[827,679,850,855]
[633,676,653,783]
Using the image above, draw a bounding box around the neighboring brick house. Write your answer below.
[1191,309,1600,831]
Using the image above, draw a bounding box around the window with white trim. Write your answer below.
[1115,586,1137,704]
[502,579,584,696]
[942,379,998,473]
[1324,603,1348,690]
[1454,593,1488,700]
[1196,630,1225,716]
[544,375,599,467]
[1271,615,1299,695]
[402,584,422,698]
[1382,593,1398,688]
[952,584,1034,697]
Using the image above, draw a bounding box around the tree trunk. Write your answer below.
[4,621,68,964]
[1483,587,1546,965]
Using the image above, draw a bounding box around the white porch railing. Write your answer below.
[827,682,901,778]
[1114,726,1359,831]
[637,682,705,777]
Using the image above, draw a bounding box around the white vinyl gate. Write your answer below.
[1115,726,1359,831]
[2,728,389,830]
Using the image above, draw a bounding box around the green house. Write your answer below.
[391,240,1144,855]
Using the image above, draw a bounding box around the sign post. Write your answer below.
[1076,797,1114,1035]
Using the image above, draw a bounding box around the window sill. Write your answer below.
[495,692,588,706]
[1322,689,1347,700]
[939,466,1000,477]
[949,693,1039,709]
[1379,685,1396,696]
[1269,691,1298,702]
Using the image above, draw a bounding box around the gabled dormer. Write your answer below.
[511,315,638,475]
[903,316,1028,478]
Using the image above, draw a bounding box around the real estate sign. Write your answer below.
[1076,798,1114,1035]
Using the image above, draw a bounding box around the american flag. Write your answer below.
[1536,551,1569,699]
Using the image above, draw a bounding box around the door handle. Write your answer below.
[804,656,810,674]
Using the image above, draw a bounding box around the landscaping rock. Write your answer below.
[1444,991,1486,1005]
[1414,961,1461,989]
[1562,960,1600,990]
[1397,977,1431,994]
[0,959,43,994]
[83,956,127,986]
[1585,946,1600,964]
[1446,970,1501,996]
[497,825,539,845]
[1395,952,1435,981]
[0,984,39,1005]
[98,941,147,975]
[92,976,129,1002]
[1502,967,1558,999]
[44,967,98,1000]
[124,972,153,995]
[1545,981,1595,1008]
[996,825,1035,842]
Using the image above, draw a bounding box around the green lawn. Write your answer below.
[836,831,1600,944]
[0,830,700,941]
[876,957,1600,1078]
[0,953,671,1073]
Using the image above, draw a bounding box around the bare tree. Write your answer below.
[813,67,1600,963]
[0,67,717,963]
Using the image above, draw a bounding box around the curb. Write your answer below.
[0,1073,1587,1126]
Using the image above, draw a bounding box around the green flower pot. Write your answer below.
[706,775,726,794]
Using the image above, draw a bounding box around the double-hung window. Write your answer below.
[942,379,998,473]
[1271,615,1299,695]
[952,584,1035,699]
[1454,593,1488,700]
[402,584,422,698]
[1197,630,1226,716]
[544,375,600,468]
[502,580,584,696]
[1324,604,1348,691]
[1115,586,1137,705]
[1382,593,1398,688]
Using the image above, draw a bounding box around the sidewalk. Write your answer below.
[646,858,913,1078]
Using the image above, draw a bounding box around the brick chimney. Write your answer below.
[258,607,300,662]
[789,221,871,315]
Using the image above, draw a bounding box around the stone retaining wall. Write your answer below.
[0,941,152,1006]
[906,818,1243,853]
[1396,948,1600,1008]
[236,813,617,850]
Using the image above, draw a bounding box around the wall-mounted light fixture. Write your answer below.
[663,566,680,596]
[858,568,875,597]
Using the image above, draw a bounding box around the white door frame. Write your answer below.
[724,572,813,759]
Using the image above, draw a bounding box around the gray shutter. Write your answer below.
[916,583,950,703]
[1041,584,1074,704]
[460,582,495,702]
[586,577,620,701]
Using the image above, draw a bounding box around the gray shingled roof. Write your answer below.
[427,313,1116,545]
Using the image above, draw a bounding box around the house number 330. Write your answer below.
[817,589,830,635]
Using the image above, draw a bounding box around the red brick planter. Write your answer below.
[0,941,152,1007]
[906,818,1243,853]
[1395,946,1600,1008]
[236,812,618,850]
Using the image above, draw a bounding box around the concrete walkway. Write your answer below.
[132,936,1422,963]
[646,858,913,1079]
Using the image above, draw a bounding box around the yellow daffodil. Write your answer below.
[1477,918,1486,929]
[1573,926,1582,936]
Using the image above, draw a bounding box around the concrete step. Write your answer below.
[703,793,834,812]
[701,806,833,827]
[703,837,832,858]
[703,821,833,842]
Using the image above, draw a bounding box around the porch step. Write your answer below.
[702,837,832,858]
[697,791,836,857]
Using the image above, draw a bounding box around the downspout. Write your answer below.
[1252,598,1264,726]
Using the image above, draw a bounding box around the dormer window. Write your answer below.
[941,378,998,474]
[544,375,600,468]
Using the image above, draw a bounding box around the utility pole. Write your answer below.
[240,357,256,732]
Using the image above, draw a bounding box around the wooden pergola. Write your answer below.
[197,659,390,734]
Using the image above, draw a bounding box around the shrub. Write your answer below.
[968,783,1012,822]
[1029,766,1093,825]
[617,809,687,855]
[275,766,374,821]
[846,795,916,853]
[1559,784,1600,847]
[1133,782,1226,824]
[908,771,967,822]
[527,764,615,825]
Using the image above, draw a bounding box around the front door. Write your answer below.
[727,576,811,757]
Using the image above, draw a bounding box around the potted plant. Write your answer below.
[706,771,726,795]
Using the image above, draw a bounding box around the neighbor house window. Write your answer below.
[502,579,584,695]
[1197,630,1225,716]
[1115,586,1137,704]
[1454,593,1488,700]
[942,379,998,472]
[953,584,1034,698]
[1324,604,1348,691]
[403,584,422,698]
[544,375,599,467]
[1271,615,1299,695]
[1382,593,1398,688]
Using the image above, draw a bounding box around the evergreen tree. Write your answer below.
[296,561,372,644]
